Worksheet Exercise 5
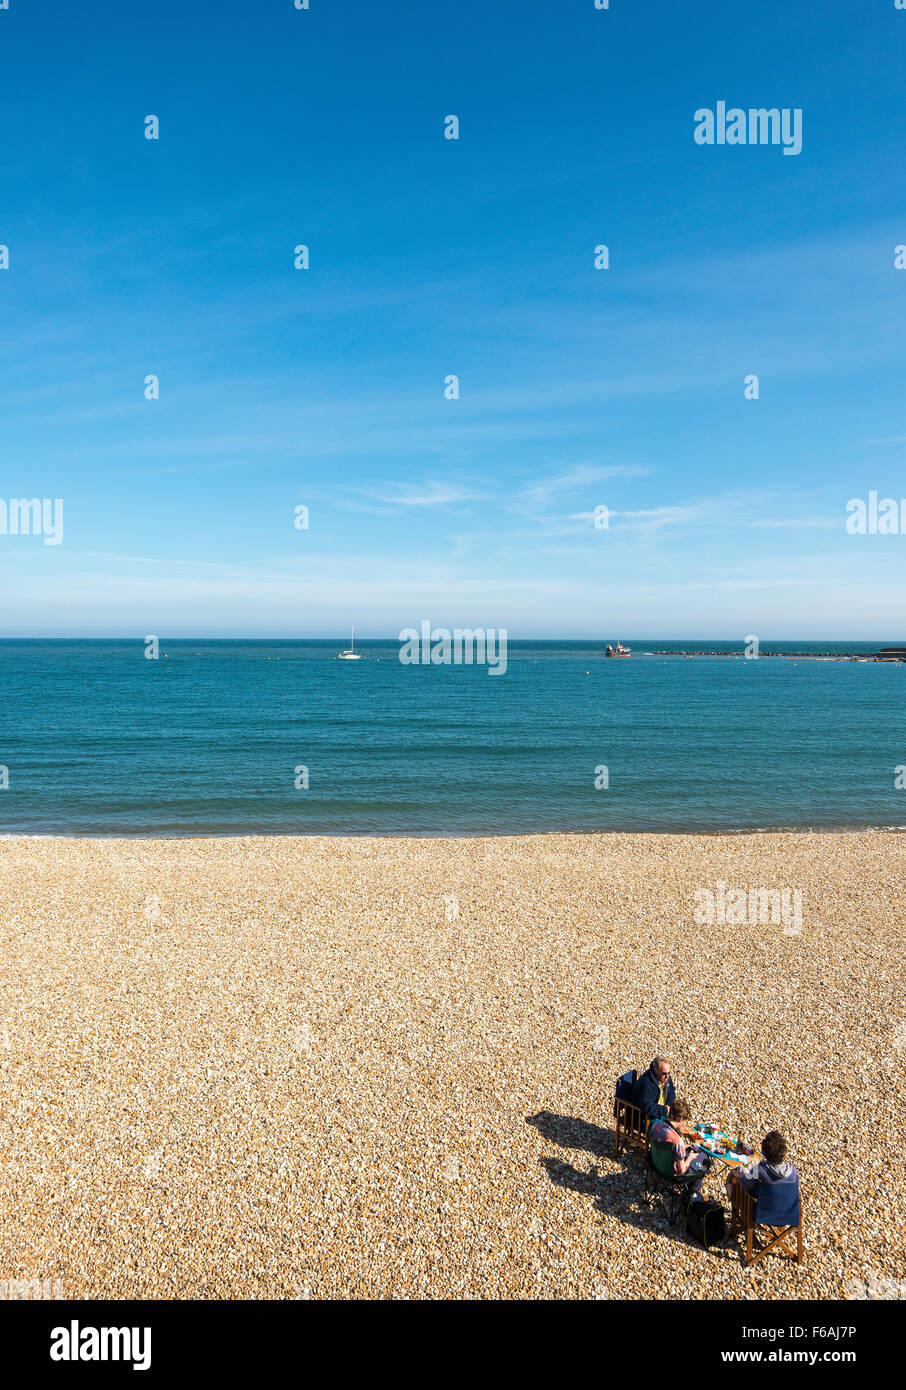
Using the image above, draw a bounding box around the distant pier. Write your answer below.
[649,648,906,661]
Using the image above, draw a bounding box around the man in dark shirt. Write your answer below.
[632,1054,676,1121]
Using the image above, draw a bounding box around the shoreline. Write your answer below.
[2,829,902,1298]
[2,824,906,842]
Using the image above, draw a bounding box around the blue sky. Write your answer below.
[2,0,906,638]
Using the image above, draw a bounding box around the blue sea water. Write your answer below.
[0,639,904,836]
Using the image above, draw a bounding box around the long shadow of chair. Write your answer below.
[527,1110,660,1235]
[526,1110,612,1161]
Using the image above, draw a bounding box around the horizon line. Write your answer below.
[0,635,899,645]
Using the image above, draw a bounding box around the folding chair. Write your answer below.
[643,1138,701,1224]
[729,1173,804,1266]
[613,1069,647,1157]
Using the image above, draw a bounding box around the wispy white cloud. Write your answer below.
[301,477,485,516]
[309,466,642,521]
[517,462,651,511]
[606,504,705,532]
[745,517,836,530]
[356,480,484,508]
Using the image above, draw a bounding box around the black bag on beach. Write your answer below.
[686,1198,726,1248]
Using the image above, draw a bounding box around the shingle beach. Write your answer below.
[1,831,903,1300]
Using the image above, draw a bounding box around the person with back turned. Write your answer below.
[725,1129,799,1203]
[632,1054,676,1122]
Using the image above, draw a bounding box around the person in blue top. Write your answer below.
[725,1130,799,1202]
[632,1054,676,1122]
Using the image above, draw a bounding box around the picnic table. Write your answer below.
[689,1123,759,1171]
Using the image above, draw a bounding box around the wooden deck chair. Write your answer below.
[729,1172,804,1266]
[613,1069,647,1157]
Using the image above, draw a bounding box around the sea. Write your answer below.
[1,639,904,837]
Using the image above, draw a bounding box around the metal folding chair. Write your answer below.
[643,1138,701,1224]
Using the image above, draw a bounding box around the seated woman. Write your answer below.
[725,1129,799,1203]
[649,1097,711,1196]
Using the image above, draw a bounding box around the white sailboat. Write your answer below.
[337,626,363,661]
